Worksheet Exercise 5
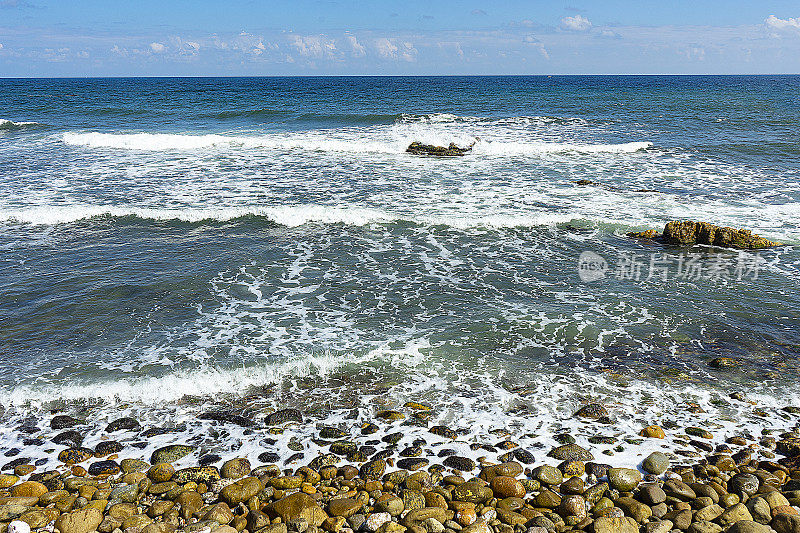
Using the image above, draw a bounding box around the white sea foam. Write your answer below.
[62,131,652,155]
[0,119,41,129]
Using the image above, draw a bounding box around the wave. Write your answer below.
[0,203,640,231]
[0,119,43,130]
[398,113,589,126]
[62,131,652,155]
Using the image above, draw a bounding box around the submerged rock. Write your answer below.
[406,141,475,157]
[627,220,779,249]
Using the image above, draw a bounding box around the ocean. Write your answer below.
[0,75,799,470]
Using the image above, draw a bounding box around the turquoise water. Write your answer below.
[0,76,798,467]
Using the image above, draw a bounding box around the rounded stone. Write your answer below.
[532,465,563,485]
[221,458,251,479]
[608,468,641,492]
[559,495,586,520]
[490,476,525,499]
[148,463,175,483]
[642,452,669,475]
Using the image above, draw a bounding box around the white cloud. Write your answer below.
[346,35,366,57]
[600,29,621,39]
[765,15,800,33]
[0,43,4,50]
[374,37,398,59]
[561,14,592,31]
[523,35,549,59]
[149,42,166,53]
[290,35,337,58]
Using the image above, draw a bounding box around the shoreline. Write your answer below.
[2,402,800,533]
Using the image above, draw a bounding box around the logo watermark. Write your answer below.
[577,250,767,283]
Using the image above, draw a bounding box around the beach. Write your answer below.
[0,76,799,532]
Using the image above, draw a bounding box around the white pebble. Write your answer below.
[365,512,392,532]
[9,521,31,533]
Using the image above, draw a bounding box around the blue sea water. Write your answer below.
[0,76,798,467]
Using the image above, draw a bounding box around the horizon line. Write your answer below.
[2,73,800,80]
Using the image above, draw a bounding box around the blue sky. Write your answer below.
[1,1,800,76]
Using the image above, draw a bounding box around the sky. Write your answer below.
[1,1,800,76]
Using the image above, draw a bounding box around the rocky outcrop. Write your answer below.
[627,221,779,249]
[406,141,475,157]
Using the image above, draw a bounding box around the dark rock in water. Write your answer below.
[574,179,599,186]
[554,433,575,445]
[51,415,79,429]
[308,454,338,470]
[627,220,779,249]
[361,423,379,435]
[151,444,195,464]
[34,458,47,466]
[95,441,124,456]
[106,417,141,432]
[141,427,172,437]
[199,454,222,466]
[88,460,120,475]
[359,459,386,480]
[371,450,394,461]
[199,411,255,427]
[330,441,359,456]
[437,448,457,457]
[709,357,739,369]
[574,403,609,420]
[130,442,147,449]
[512,448,535,464]
[3,448,19,457]
[285,452,304,464]
[396,457,428,471]
[52,430,83,447]
[429,426,458,439]
[382,432,403,444]
[406,141,475,157]
[443,456,475,471]
[266,409,303,426]
[319,426,348,439]
[2,457,31,471]
[58,447,94,464]
[22,438,43,446]
[586,462,612,479]
[548,444,594,461]
[258,451,280,464]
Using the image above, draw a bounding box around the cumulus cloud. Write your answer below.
[149,42,166,53]
[290,35,337,58]
[561,14,592,31]
[765,15,800,33]
[374,38,416,62]
[346,35,366,57]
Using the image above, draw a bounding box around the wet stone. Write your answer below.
[52,430,83,447]
[547,444,594,462]
[58,448,94,465]
[259,452,281,464]
[199,454,221,466]
[173,466,221,484]
[266,409,303,426]
[429,426,458,439]
[397,458,429,471]
[88,460,120,476]
[443,456,475,472]
[574,404,609,419]
[106,417,141,432]
[51,415,80,430]
[94,441,124,457]
[150,445,195,464]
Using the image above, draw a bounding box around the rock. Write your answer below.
[173,465,221,484]
[547,444,593,461]
[175,491,203,520]
[374,497,404,516]
[54,507,103,533]
[221,477,263,505]
[88,460,120,475]
[727,521,773,533]
[0,474,19,488]
[442,456,475,472]
[57,448,94,465]
[559,495,586,520]
[662,220,779,249]
[429,426,457,439]
[406,141,475,157]
[645,521,673,533]
[490,476,525,499]
[266,409,303,426]
[0,505,30,521]
[396,458,428,471]
[573,404,608,419]
[607,468,641,491]
[328,498,361,518]
[105,417,140,432]
[694,504,724,522]
[402,508,447,528]
[687,521,722,533]
[637,483,666,505]
[729,473,760,497]
[531,465,562,485]
[11,481,47,498]
[51,415,79,429]
[459,520,490,533]
[628,229,660,239]
[150,445,195,464]
[120,459,150,473]
[639,425,666,439]
[359,460,386,480]
[453,481,493,504]
[616,496,652,523]
[592,516,638,533]
[204,503,234,524]
[479,462,523,482]
[662,478,696,500]
[266,493,328,527]
[772,514,800,533]
[746,497,772,524]
[364,512,391,532]
[52,430,83,447]
[8,520,31,533]
[718,504,753,526]
[148,463,175,482]
[762,490,790,510]
[642,452,669,475]
[221,458,251,479]
[531,489,561,508]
